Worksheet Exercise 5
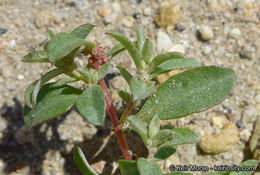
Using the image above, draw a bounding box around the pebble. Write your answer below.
[243,107,258,123]
[254,94,260,104]
[42,150,65,175]
[155,0,181,27]
[143,7,151,16]
[199,123,239,154]
[17,74,24,80]
[229,28,241,39]
[210,116,224,128]
[239,129,251,142]
[34,10,52,28]
[174,25,185,32]
[110,76,126,89]
[199,25,214,41]
[168,44,185,54]
[15,125,34,144]
[239,47,252,59]
[0,28,8,35]
[6,81,15,91]
[203,45,212,55]
[98,9,110,18]
[121,16,135,28]
[156,31,173,51]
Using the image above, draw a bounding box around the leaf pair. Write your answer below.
[23,24,95,67]
[117,66,154,101]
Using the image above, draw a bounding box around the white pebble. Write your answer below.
[156,31,173,51]
[17,74,24,80]
[199,25,214,40]
[168,44,185,53]
[121,16,135,27]
[210,116,223,128]
[229,28,241,39]
[254,94,260,104]
[143,7,151,16]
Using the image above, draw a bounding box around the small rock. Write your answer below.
[155,0,181,27]
[210,116,224,128]
[239,129,251,142]
[34,10,51,28]
[243,107,258,123]
[69,1,76,7]
[254,94,260,104]
[98,9,110,18]
[0,28,8,35]
[199,25,214,40]
[143,7,151,16]
[199,123,239,154]
[121,16,135,28]
[15,125,34,144]
[174,25,185,32]
[229,28,241,39]
[236,118,243,128]
[168,44,185,54]
[133,12,141,19]
[17,74,24,80]
[91,160,106,174]
[203,45,212,55]
[8,39,16,48]
[42,150,65,175]
[239,47,252,59]
[6,81,15,91]
[110,76,126,89]
[156,31,173,51]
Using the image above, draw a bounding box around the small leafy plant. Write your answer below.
[22,24,258,175]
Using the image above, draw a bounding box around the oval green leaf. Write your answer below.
[46,32,89,63]
[107,44,125,60]
[118,160,140,175]
[150,52,184,68]
[106,30,141,70]
[136,24,147,53]
[152,129,175,147]
[22,50,49,63]
[73,146,99,175]
[71,23,95,39]
[148,115,160,138]
[76,85,106,126]
[160,128,199,147]
[137,158,162,175]
[153,145,177,161]
[24,83,82,128]
[149,58,200,78]
[142,38,154,64]
[137,66,236,120]
[127,115,148,145]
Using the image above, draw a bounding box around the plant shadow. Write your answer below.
[0,97,147,175]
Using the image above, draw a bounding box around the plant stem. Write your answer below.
[120,100,135,124]
[93,62,132,160]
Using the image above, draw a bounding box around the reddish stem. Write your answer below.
[91,52,132,160]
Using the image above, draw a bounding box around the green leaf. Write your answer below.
[130,77,155,101]
[163,172,192,175]
[22,50,49,63]
[128,115,148,145]
[76,85,105,126]
[107,44,125,59]
[148,115,160,138]
[76,67,90,83]
[137,158,162,175]
[118,90,131,103]
[150,52,184,68]
[118,160,140,175]
[73,146,99,175]
[71,23,95,39]
[229,160,258,175]
[149,58,200,78]
[117,66,133,85]
[153,145,177,161]
[97,63,111,81]
[31,69,64,108]
[24,83,82,128]
[142,39,154,64]
[106,30,141,70]
[160,128,199,147]
[152,129,175,147]
[50,77,78,87]
[46,29,55,40]
[136,24,147,52]
[46,32,89,63]
[137,66,236,120]
[25,69,64,109]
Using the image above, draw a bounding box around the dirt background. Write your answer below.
[0,0,259,174]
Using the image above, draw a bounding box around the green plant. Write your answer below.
[22,24,258,175]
